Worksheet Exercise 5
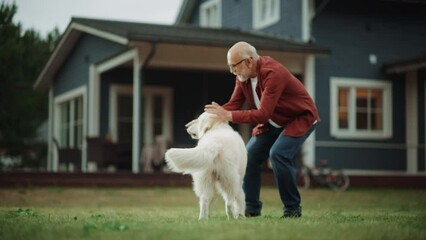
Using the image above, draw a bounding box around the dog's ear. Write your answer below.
[198,114,218,138]
[185,119,198,128]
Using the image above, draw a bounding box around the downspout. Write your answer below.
[142,42,157,70]
[133,42,157,174]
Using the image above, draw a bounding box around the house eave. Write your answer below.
[175,0,197,24]
[34,17,330,91]
[33,22,128,91]
[128,33,329,56]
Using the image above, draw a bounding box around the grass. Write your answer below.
[0,187,425,240]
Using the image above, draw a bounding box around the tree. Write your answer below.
[0,2,60,163]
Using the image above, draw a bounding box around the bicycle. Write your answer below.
[297,160,350,191]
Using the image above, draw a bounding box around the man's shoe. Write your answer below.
[245,212,261,218]
[282,207,302,218]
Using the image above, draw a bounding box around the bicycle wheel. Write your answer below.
[297,167,310,189]
[326,170,350,191]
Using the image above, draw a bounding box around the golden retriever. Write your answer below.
[165,112,247,220]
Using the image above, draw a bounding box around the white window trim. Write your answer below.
[54,86,87,148]
[53,86,87,172]
[253,0,280,30]
[200,0,222,28]
[330,77,393,139]
[143,86,174,145]
[302,0,314,42]
[109,84,174,145]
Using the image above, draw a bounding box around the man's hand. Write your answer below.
[204,102,232,122]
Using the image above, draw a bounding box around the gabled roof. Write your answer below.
[72,18,329,54]
[175,0,197,24]
[34,17,329,91]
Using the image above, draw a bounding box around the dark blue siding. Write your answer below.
[316,147,406,171]
[53,34,126,96]
[193,0,303,40]
[222,0,252,32]
[312,1,426,170]
[269,0,302,39]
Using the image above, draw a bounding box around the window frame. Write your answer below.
[54,86,86,149]
[330,77,393,139]
[200,0,222,28]
[253,0,280,30]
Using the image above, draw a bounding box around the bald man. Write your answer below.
[205,42,319,218]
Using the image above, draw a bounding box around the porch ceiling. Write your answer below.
[383,56,426,74]
[131,42,308,73]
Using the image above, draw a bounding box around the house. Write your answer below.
[34,15,328,173]
[176,0,426,175]
[35,0,426,176]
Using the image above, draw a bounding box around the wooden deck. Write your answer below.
[1,171,426,188]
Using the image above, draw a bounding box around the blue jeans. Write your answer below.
[243,123,317,215]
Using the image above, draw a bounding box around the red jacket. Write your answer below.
[223,56,320,137]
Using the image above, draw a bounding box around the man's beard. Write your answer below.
[237,74,248,82]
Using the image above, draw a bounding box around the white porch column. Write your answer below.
[132,52,141,174]
[88,65,98,137]
[302,0,314,42]
[302,55,316,167]
[406,70,418,173]
[47,88,54,171]
[86,49,142,173]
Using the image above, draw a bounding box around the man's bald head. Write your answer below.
[227,42,259,81]
[227,41,259,62]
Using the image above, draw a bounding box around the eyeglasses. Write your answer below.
[228,58,248,69]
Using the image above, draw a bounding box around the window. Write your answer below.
[200,0,221,28]
[142,87,173,145]
[109,85,173,145]
[330,77,392,139]
[58,96,84,148]
[253,0,280,29]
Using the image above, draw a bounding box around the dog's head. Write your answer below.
[185,112,221,140]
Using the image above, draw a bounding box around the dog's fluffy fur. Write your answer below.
[165,112,247,220]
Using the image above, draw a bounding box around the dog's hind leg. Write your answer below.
[198,195,213,220]
[217,181,239,220]
[235,184,246,218]
[193,174,214,220]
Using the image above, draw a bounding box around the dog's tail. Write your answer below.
[165,143,219,174]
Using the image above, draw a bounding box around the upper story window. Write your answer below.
[200,0,222,28]
[253,0,280,29]
[330,77,392,139]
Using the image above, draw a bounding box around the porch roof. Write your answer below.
[34,17,329,91]
[383,55,426,74]
[72,18,329,54]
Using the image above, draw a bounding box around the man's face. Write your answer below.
[227,53,251,82]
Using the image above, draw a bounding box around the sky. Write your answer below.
[3,0,183,36]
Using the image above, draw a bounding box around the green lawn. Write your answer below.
[0,187,425,240]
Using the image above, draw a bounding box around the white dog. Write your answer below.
[165,112,247,220]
